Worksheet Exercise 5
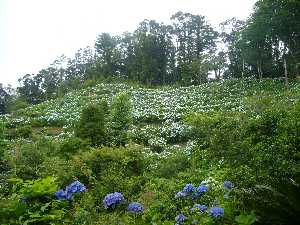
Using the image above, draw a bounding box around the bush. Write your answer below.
[186,102,300,224]
[8,98,29,112]
[6,138,59,180]
[0,121,6,158]
[0,121,11,197]
[6,125,33,139]
[110,92,132,146]
[16,125,33,138]
[75,100,109,146]
[0,176,69,225]
[59,137,90,158]
[80,145,145,198]
[154,151,190,178]
[83,145,144,179]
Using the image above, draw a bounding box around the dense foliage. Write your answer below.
[0,79,299,224]
[1,0,299,224]
[75,101,108,146]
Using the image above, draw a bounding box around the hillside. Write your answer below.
[1,79,300,225]
[2,78,299,133]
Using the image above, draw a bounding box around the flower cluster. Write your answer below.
[103,192,125,209]
[127,202,144,213]
[175,183,208,200]
[194,204,208,212]
[174,182,228,222]
[197,185,208,194]
[224,180,234,199]
[66,180,87,193]
[175,213,187,224]
[209,207,224,218]
[183,183,195,193]
[175,191,187,198]
[193,185,208,199]
[224,180,234,190]
[55,180,86,201]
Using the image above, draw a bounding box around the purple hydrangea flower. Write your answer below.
[175,191,187,198]
[175,214,186,224]
[65,180,87,194]
[103,192,125,209]
[55,189,67,200]
[209,207,224,218]
[194,204,208,212]
[224,180,233,190]
[197,185,208,194]
[127,202,144,213]
[192,185,208,199]
[55,180,86,201]
[183,184,195,194]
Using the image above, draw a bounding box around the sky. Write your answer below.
[0,0,257,87]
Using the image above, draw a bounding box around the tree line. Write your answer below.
[1,0,299,112]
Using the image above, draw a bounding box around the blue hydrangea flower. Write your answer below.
[194,204,208,212]
[192,185,208,199]
[55,180,86,201]
[183,183,195,193]
[224,180,233,190]
[175,214,186,224]
[197,185,208,194]
[55,189,67,200]
[175,191,187,198]
[127,202,144,213]
[103,192,125,209]
[65,181,87,194]
[209,207,224,218]
[192,220,199,225]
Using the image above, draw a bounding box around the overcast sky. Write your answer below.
[0,0,257,87]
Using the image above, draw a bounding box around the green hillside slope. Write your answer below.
[0,79,299,225]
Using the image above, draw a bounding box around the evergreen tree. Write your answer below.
[75,100,109,146]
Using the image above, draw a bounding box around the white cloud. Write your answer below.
[0,0,257,86]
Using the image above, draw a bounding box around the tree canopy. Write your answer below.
[3,2,300,107]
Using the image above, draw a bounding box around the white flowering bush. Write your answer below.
[4,79,298,130]
[148,136,167,152]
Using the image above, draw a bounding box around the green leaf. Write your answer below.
[235,211,257,225]
[40,202,51,212]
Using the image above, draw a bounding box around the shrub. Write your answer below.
[0,176,69,225]
[7,139,51,180]
[75,100,109,146]
[16,125,33,138]
[80,145,145,198]
[17,176,58,199]
[154,151,190,178]
[0,121,6,158]
[186,102,300,224]
[110,92,132,146]
[6,125,33,139]
[8,98,29,112]
[83,146,144,179]
[59,137,90,158]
